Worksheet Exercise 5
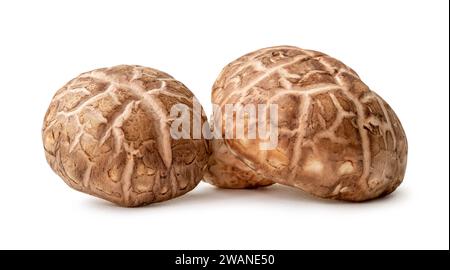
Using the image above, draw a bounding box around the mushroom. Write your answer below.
[204,139,274,189]
[207,46,408,201]
[42,65,209,206]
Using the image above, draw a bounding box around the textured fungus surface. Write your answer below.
[205,46,407,201]
[43,65,209,206]
[204,139,274,189]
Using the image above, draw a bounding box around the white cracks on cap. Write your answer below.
[43,65,209,206]
[208,46,406,200]
[313,56,371,191]
[99,100,136,155]
[288,95,311,177]
[220,54,310,108]
[85,72,173,169]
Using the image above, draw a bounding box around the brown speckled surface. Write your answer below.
[204,139,274,189]
[206,46,408,201]
[43,65,209,206]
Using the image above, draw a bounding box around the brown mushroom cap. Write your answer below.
[42,65,209,207]
[208,46,408,201]
[204,139,274,189]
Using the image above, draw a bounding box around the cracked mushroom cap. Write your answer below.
[42,65,209,207]
[204,139,274,189]
[208,46,408,201]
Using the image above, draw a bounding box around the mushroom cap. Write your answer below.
[204,139,274,189]
[209,46,408,201]
[43,65,209,206]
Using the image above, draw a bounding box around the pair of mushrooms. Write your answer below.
[42,46,407,207]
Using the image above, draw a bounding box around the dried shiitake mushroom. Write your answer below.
[43,65,209,207]
[207,46,408,201]
[204,139,274,189]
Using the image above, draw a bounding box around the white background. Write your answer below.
[0,0,448,250]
